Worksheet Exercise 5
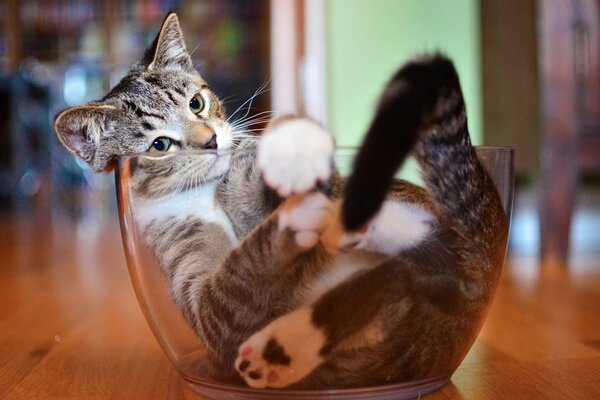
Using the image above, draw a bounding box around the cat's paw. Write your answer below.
[279,192,335,248]
[323,200,435,256]
[235,307,325,388]
[320,200,370,255]
[258,117,334,197]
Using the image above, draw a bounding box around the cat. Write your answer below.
[54,12,508,390]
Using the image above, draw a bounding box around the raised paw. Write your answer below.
[234,307,325,388]
[279,192,335,248]
[258,117,334,197]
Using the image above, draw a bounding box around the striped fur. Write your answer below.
[234,55,508,389]
[54,12,508,391]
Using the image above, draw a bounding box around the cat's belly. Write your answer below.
[132,182,238,244]
[300,251,387,305]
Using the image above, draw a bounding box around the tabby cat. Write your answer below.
[54,13,508,389]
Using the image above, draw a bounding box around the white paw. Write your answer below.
[235,307,325,388]
[258,118,334,197]
[279,192,334,248]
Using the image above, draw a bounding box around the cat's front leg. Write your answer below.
[258,117,335,197]
[278,191,335,248]
[184,191,334,366]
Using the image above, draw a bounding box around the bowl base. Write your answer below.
[185,374,451,400]
[177,349,451,399]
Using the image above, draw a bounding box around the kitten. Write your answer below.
[54,12,508,390]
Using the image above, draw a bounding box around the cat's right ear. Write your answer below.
[54,104,117,172]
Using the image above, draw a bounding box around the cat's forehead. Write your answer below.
[104,70,207,103]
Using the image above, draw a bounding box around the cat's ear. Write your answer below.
[144,12,195,73]
[54,104,118,172]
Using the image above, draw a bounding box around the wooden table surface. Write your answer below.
[1,215,599,399]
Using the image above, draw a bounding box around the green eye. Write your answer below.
[189,93,205,114]
[149,137,172,152]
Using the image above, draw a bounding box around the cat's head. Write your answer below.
[54,12,235,194]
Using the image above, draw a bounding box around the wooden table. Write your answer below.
[1,216,599,399]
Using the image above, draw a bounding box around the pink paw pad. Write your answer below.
[241,346,253,357]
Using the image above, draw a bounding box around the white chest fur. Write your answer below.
[132,182,237,244]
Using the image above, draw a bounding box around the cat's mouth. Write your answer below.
[207,152,232,180]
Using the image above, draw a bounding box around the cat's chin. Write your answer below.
[207,153,232,181]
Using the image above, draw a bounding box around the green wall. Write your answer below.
[326,0,482,179]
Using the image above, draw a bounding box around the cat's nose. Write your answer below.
[203,134,218,149]
[190,124,217,149]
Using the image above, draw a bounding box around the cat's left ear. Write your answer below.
[144,12,195,73]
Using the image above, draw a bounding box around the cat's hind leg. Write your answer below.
[235,306,326,388]
[234,259,416,388]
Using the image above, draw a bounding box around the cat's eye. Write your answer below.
[149,137,172,152]
[189,93,205,114]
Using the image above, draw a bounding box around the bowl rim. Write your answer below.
[116,145,515,163]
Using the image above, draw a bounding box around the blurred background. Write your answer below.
[0,0,598,263]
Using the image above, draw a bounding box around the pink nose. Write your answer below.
[203,134,217,149]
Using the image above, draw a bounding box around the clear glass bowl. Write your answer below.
[116,146,514,400]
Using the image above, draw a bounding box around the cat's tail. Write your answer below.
[341,53,505,242]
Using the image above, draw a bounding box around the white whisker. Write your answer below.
[233,133,261,138]
[189,42,201,57]
[230,111,276,127]
[231,118,274,130]
[233,130,267,136]
[225,80,271,123]
[231,109,276,122]
[235,128,269,133]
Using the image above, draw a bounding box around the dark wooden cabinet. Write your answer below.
[483,0,600,263]
[538,0,600,263]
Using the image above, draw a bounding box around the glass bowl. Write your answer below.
[115,146,514,400]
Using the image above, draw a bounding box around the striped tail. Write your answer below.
[342,54,505,243]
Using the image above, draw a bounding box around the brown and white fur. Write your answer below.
[54,13,508,390]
